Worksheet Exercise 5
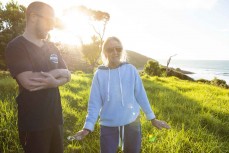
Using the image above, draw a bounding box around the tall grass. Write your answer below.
[0,72,228,153]
[141,76,229,153]
[0,71,22,153]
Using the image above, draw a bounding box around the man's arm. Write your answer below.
[16,69,71,91]
[48,69,71,81]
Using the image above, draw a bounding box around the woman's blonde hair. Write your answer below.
[101,36,127,66]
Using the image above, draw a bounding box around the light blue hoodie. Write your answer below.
[83,63,156,131]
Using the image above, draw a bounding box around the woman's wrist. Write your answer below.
[151,118,157,124]
[151,118,156,121]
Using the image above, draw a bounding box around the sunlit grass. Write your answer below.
[0,72,228,153]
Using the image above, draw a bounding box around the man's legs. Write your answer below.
[19,125,63,153]
[50,125,63,153]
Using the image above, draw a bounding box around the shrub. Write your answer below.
[167,69,194,81]
[197,79,211,84]
[144,60,161,76]
[160,67,194,81]
[211,77,228,89]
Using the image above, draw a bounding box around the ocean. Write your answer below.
[157,59,229,85]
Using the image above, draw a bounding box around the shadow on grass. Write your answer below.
[143,77,229,143]
[1,73,228,153]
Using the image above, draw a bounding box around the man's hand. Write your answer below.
[49,69,71,82]
[29,72,59,91]
[16,70,71,92]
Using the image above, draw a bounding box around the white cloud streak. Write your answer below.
[155,0,218,10]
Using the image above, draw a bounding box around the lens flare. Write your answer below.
[148,134,157,142]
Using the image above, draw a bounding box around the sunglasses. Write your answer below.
[33,13,56,25]
[105,47,123,53]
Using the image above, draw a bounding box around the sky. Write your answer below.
[2,0,229,60]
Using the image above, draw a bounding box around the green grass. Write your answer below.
[0,72,228,153]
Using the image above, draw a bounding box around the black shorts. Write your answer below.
[19,125,63,153]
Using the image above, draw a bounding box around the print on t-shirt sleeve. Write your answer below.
[50,43,67,69]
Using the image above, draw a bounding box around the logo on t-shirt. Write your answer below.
[50,54,58,64]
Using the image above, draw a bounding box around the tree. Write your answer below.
[166,54,177,76]
[61,6,110,71]
[81,35,101,72]
[0,1,26,70]
[75,6,110,70]
[77,5,110,47]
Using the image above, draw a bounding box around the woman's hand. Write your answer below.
[72,129,90,141]
[151,119,171,130]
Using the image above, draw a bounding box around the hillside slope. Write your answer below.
[126,50,155,69]
[0,72,228,153]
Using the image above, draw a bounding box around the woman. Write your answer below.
[73,36,170,153]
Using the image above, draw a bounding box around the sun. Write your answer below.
[50,7,94,45]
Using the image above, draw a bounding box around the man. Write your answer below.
[5,2,71,153]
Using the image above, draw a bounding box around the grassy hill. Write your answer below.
[126,50,155,69]
[60,49,154,71]
[0,72,228,153]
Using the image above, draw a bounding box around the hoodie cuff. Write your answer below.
[146,112,156,120]
[83,122,95,132]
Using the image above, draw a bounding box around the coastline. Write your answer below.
[157,59,229,85]
[186,73,229,85]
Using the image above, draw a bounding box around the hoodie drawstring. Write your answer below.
[118,126,125,151]
[118,68,124,106]
[107,69,110,102]
[107,67,124,106]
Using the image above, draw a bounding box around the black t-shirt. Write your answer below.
[5,36,67,131]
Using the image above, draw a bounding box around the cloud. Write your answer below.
[156,0,218,10]
[218,29,229,32]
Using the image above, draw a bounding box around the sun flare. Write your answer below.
[50,8,94,45]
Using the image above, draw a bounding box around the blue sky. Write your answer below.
[2,0,229,60]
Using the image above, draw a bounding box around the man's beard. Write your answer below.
[35,26,48,39]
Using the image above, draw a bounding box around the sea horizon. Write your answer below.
[157,59,229,85]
